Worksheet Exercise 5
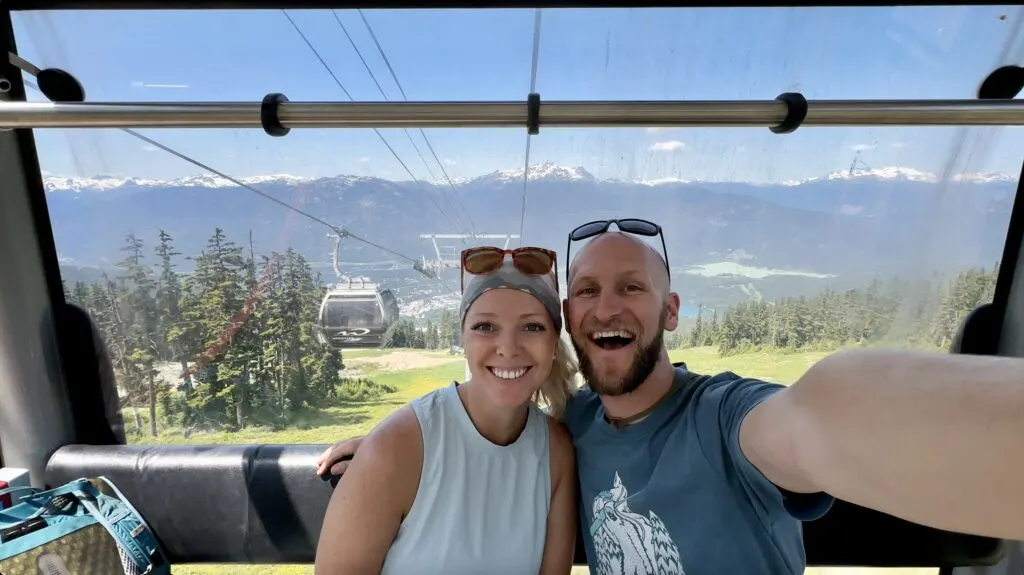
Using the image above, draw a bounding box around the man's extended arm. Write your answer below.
[741,347,1024,540]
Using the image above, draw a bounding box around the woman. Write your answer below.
[314,246,579,575]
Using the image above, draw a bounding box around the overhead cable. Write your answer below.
[124,129,421,264]
[21,77,426,268]
[280,9,465,234]
[331,9,477,235]
[355,9,478,235]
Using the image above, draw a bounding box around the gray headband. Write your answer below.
[460,259,562,332]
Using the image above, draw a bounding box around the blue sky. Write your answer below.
[11,5,1024,183]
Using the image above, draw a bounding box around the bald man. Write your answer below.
[562,228,1024,574]
[317,222,1024,574]
[561,230,829,574]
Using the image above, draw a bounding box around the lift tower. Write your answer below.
[418,233,521,274]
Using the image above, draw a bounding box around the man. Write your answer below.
[316,220,1024,574]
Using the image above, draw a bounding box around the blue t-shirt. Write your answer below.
[562,364,834,575]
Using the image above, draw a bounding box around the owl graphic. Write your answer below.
[589,472,684,575]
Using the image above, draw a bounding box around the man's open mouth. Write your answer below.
[589,330,636,350]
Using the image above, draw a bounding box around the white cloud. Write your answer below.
[649,140,686,152]
[356,157,370,163]
[444,158,457,165]
[851,144,876,152]
[131,80,190,89]
[646,127,670,133]
[141,144,158,152]
[890,142,908,149]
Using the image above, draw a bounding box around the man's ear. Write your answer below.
[664,291,681,331]
[562,298,572,334]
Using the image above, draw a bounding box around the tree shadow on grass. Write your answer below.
[289,407,373,430]
[239,376,408,431]
[245,403,372,431]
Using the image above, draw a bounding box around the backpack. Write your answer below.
[0,476,170,575]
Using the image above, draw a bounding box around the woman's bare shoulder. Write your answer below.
[359,403,423,469]
[328,403,423,518]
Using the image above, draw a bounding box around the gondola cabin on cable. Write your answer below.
[314,276,399,349]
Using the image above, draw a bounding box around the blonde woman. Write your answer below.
[315,246,578,575]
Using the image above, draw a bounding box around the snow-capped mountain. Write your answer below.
[42,172,316,192]
[471,162,597,185]
[43,160,1014,308]
[781,166,1017,186]
[42,161,1014,194]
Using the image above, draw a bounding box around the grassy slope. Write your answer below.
[157,347,933,575]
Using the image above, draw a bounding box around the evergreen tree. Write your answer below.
[116,232,161,437]
[69,224,1003,440]
[680,267,1001,357]
[155,230,198,428]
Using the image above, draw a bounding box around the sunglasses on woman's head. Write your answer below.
[565,218,670,287]
[460,246,558,293]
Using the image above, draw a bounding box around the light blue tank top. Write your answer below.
[380,382,552,575]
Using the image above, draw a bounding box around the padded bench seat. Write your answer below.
[45,443,1004,567]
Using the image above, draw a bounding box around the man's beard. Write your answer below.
[573,310,666,397]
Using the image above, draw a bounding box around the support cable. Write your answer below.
[281,10,465,234]
[331,10,476,236]
[355,9,478,236]
[18,72,428,273]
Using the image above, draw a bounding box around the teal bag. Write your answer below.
[0,476,170,575]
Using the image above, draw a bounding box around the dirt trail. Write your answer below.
[148,350,463,387]
[345,350,462,373]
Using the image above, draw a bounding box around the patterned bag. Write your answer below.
[0,476,170,575]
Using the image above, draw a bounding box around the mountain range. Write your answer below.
[45,162,1017,313]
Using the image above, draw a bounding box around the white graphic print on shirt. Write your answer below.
[589,472,685,575]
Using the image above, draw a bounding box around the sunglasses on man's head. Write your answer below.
[565,218,670,288]
[460,246,558,293]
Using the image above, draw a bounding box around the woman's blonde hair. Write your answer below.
[532,333,579,420]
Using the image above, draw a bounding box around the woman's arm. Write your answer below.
[539,418,578,575]
[314,406,423,575]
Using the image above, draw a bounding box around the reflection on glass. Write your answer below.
[15,5,1022,575]
[324,298,383,327]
